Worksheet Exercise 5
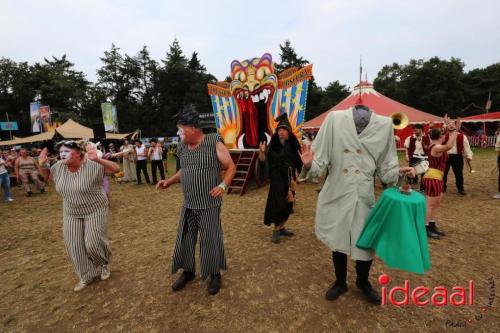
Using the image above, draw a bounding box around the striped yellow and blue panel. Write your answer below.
[271,80,309,131]
[210,95,238,132]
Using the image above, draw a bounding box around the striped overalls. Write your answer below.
[51,160,111,283]
[171,133,227,280]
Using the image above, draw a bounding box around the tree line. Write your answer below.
[0,39,498,139]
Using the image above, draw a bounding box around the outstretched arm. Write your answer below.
[156,170,182,190]
[86,144,120,174]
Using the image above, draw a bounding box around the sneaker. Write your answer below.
[458,189,466,196]
[73,280,87,292]
[5,198,14,202]
[101,264,111,281]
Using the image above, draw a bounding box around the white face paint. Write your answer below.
[59,147,72,163]
[177,128,186,142]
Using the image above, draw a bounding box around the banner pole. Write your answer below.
[5,112,12,140]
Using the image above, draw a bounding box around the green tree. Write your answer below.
[318,81,350,112]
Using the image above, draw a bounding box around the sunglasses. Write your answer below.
[56,140,82,150]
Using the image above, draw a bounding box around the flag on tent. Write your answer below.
[30,102,41,133]
[101,103,118,132]
[40,105,52,132]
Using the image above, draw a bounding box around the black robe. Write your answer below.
[262,133,303,226]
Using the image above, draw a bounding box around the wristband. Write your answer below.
[218,182,228,192]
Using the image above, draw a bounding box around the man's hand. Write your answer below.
[443,114,450,125]
[298,144,314,169]
[259,141,266,155]
[86,144,99,161]
[400,166,416,178]
[39,147,48,165]
[156,179,170,191]
[209,186,225,198]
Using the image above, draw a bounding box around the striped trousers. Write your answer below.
[172,206,227,280]
[63,209,111,283]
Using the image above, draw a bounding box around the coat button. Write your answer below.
[357,149,362,154]
[344,149,350,153]
[343,169,349,174]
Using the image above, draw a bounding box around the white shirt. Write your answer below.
[404,135,426,156]
[449,134,473,159]
[135,146,147,160]
[495,133,500,152]
[0,158,7,175]
[150,147,162,160]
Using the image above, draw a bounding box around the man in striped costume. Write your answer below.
[157,105,236,295]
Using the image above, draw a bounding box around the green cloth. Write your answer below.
[356,187,431,274]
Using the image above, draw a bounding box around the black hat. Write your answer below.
[176,104,200,128]
[275,113,293,133]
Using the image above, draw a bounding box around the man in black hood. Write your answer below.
[258,114,303,243]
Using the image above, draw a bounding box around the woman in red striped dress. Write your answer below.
[422,117,462,239]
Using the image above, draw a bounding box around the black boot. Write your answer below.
[279,228,294,237]
[426,225,441,239]
[208,273,221,295]
[271,230,281,243]
[325,252,348,301]
[429,221,445,236]
[355,260,381,305]
[172,271,195,291]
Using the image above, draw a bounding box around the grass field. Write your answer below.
[0,150,499,332]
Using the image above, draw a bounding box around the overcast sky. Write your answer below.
[2,0,499,89]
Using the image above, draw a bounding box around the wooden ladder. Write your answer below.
[228,150,258,196]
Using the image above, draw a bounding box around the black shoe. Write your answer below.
[426,225,441,239]
[208,274,221,295]
[356,281,381,305]
[458,189,466,196]
[172,271,195,291]
[40,188,45,194]
[272,230,281,243]
[325,281,348,301]
[429,222,445,236]
[27,191,33,197]
[279,229,294,237]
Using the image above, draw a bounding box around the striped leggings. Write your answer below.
[172,206,227,280]
[63,209,111,283]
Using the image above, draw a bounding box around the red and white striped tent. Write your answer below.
[461,111,500,123]
[303,81,442,144]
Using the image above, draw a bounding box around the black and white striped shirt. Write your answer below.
[51,159,108,216]
[177,133,223,209]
